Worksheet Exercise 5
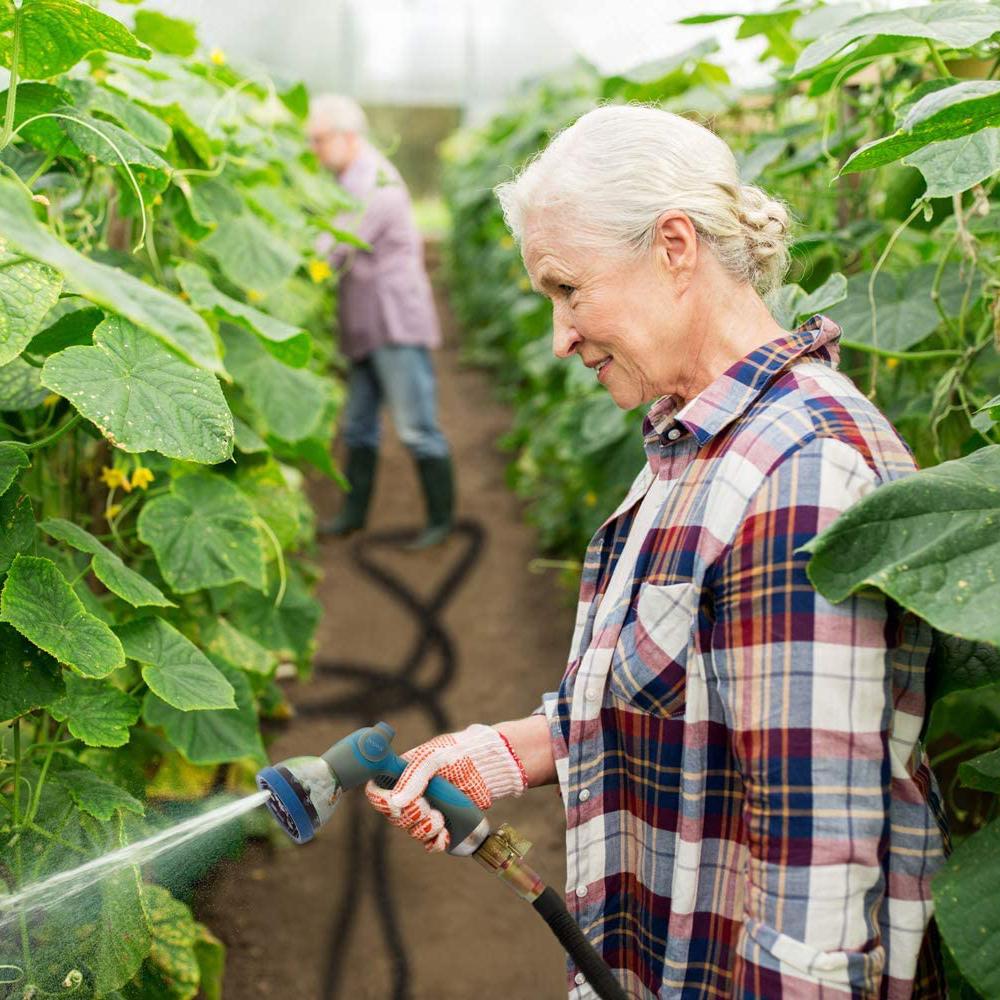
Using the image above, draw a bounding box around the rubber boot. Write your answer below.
[320,446,378,537]
[407,454,454,549]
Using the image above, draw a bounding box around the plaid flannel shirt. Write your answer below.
[540,315,949,1000]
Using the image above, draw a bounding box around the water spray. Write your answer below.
[256,722,627,1000]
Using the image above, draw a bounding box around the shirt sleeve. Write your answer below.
[705,435,889,999]
[327,183,410,270]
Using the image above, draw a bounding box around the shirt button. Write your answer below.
[576,885,588,898]
[579,788,591,802]
[574,972,586,986]
[667,427,682,441]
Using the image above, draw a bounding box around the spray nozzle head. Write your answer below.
[255,756,342,845]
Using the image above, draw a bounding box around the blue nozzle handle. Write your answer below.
[321,722,488,854]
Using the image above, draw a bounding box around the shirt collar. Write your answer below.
[642,313,842,452]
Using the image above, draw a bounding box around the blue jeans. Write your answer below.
[341,345,450,460]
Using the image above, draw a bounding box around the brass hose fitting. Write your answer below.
[473,823,546,902]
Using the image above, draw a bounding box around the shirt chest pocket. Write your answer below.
[609,581,697,718]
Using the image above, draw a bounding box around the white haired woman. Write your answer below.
[365,105,948,998]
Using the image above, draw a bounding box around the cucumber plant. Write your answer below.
[0,3,356,997]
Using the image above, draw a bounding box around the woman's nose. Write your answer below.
[552,315,582,359]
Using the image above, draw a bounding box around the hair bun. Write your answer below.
[738,184,791,295]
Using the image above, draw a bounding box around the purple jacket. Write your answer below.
[328,143,441,361]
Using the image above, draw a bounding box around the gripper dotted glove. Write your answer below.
[365,723,528,853]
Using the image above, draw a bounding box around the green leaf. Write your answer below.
[0,0,151,78]
[904,127,1000,198]
[64,77,172,151]
[49,672,140,746]
[933,817,1000,998]
[193,923,225,1000]
[132,884,200,1000]
[175,262,311,368]
[137,474,267,593]
[116,615,235,711]
[0,485,34,574]
[0,355,48,409]
[842,82,1000,174]
[0,80,72,153]
[186,176,244,227]
[221,325,329,442]
[958,746,1000,794]
[201,214,301,294]
[0,621,64,722]
[0,554,125,677]
[794,3,1000,76]
[827,264,971,353]
[39,517,175,608]
[0,177,224,373]
[929,633,1000,701]
[0,248,63,366]
[0,441,29,495]
[50,757,144,819]
[806,446,1000,646]
[202,616,277,676]
[42,315,234,463]
[235,456,313,550]
[143,656,265,765]
[58,108,171,189]
[27,304,103,355]
[233,416,268,453]
[133,10,198,57]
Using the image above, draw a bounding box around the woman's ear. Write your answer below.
[653,211,698,282]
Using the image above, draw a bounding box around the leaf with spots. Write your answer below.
[0,248,63,366]
[137,474,267,594]
[49,672,140,747]
[0,621,64,723]
[41,315,233,463]
[806,446,1000,645]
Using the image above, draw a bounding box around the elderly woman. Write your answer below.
[366,105,948,998]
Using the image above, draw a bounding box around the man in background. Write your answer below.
[309,94,454,548]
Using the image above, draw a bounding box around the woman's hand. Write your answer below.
[365,723,529,852]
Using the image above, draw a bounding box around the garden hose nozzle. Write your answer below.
[255,722,490,854]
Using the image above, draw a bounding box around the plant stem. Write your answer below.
[10,720,31,979]
[0,3,22,150]
[25,724,65,826]
[930,736,997,769]
[926,40,950,79]
[841,342,964,362]
[15,413,81,453]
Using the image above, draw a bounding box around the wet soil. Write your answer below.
[196,247,576,999]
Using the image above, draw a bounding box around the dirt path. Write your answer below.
[196,247,575,999]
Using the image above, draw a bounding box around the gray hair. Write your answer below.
[308,93,369,136]
[495,104,792,297]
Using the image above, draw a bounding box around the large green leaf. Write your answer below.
[0,177,223,373]
[904,127,1000,198]
[116,616,235,711]
[201,616,277,676]
[0,440,29,495]
[0,485,35,574]
[0,0,150,78]
[137,474,267,594]
[221,325,329,442]
[193,924,224,1000]
[175,262,311,368]
[64,77,172,151]
[929,633,1000,701]
[42,315,234,463]
[958,746,1000,794]
[0,621,64,723]
[143,656,265,765]
[129,884,200,1000]
[933,817,1000,998]
[133,10,198,57]
[39,517,175,608]
[842,81,1000,174]
[0,80,72,153]
[0,355,47,409]
[235,456,313,550]
[28,304,103,355]
[0,248,63,366]
[826,264,971,353]
[0,554,125,677]
[806,446,1000,645]
[49,672,140,747]
[49,756,144,820]
[795,3,1000,76]
[201,215,301,294]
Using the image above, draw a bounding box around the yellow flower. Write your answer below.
[584,490,598,507]
[500,235,514,250]
[131,466,155,491]
[886,357,900,370]
[308,259,332,284]
[105,503,123,519]
[100,466,132,492]
[247,289,264,304]
[518,276,532,292]
[210,48,226,66]
[42,393,60,408]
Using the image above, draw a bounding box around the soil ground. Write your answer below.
[196,247,576,999]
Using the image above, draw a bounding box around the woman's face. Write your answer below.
[522,217,693,410]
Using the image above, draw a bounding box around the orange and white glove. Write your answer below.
[365,723,528,853]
